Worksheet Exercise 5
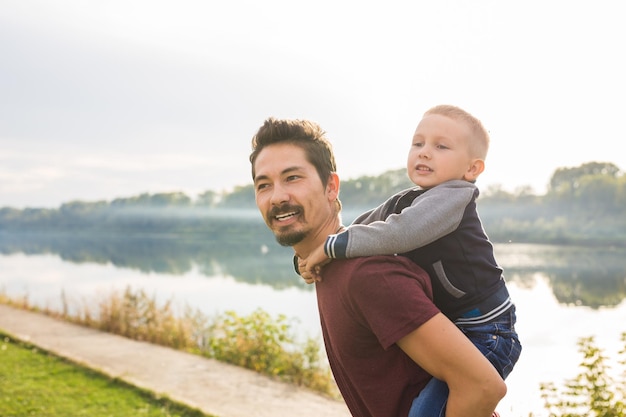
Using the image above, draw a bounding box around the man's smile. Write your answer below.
[268,204,303,226]
[275,210,299,221]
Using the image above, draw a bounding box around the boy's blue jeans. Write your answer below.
[408,306,521,417]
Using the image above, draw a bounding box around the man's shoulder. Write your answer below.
[339,254,412,266]
[336,255,429,280]
[329,256,434,300]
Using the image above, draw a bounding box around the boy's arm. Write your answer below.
[327,181,477,258]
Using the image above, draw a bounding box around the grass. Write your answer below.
[0,334,211,417]
[4,290,626,417]
[0,288,339,398]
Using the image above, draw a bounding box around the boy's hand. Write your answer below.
[300,244,330,284]
[298,257,320,284]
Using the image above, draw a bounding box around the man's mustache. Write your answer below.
[268,204,302,218]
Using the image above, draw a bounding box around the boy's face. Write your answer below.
[407,114,483,189]
[253,142,338,248]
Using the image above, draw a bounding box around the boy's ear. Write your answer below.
[464,159,485,182]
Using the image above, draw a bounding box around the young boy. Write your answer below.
[299,104,521,416]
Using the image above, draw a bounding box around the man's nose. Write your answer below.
[270,184,289,206]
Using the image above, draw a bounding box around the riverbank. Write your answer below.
[0,304,350,417]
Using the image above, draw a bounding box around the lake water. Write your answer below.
[1,239,625,417]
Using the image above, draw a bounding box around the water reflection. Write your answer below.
[1,232,626,308]
[1,234,625,417]
[495,243,626,308]
[0,231,300,289]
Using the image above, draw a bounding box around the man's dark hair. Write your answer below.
[250,117,337,187]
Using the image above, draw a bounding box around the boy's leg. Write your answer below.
[408,376,449,417]
[458,306,521,379]
[409,378,502,417]
[409,308,519,417]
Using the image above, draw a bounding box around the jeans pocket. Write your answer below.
[462,325,522,379]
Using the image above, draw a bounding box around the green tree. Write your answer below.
[339,168,413,208]
[149,192,192,207]
[59,200,108,215]
[575,175,620,213]
[615,175,626,208]
[549,162,622,198]
[195,190,219,207]
[110,193,152,207]
[218,184,256,208]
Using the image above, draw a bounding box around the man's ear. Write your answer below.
[464,159,485,182]
[326,172,340,201]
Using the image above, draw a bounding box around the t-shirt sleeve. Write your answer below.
[348,256,440,349]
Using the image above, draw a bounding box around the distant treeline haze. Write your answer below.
[1,162,625,246]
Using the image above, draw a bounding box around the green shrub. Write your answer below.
[206,309,337,396]
[540,333,626,417]
[0,288,338,397]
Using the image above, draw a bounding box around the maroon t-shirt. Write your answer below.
[316,255,440,417]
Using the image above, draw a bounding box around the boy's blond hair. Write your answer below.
[424,105,490,160]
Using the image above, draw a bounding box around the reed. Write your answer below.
[0,288,339,398]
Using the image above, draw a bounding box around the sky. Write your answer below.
[1,0,625,208]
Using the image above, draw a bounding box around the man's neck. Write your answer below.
[293,216,342,259]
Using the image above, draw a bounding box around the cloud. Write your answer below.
[1,1,625,207]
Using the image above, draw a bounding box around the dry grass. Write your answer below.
[0,288,339,398]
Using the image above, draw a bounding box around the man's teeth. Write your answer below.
[276,211,297,221]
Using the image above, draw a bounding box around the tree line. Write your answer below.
[1,161,624,246]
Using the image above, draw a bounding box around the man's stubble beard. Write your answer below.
[267,203,308,247]
[275,230,307,247]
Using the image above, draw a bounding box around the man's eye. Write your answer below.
[286,175,300,182]
[256,183,269,191]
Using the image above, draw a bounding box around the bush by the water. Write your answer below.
[3,289,626,415]
[540,334,626,417]
[0,288,339,398]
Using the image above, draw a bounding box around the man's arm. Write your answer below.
[397,312,506,417]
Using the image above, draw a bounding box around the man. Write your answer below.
[250,117,505,417]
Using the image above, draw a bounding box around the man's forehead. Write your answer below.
[253,143,311,179]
